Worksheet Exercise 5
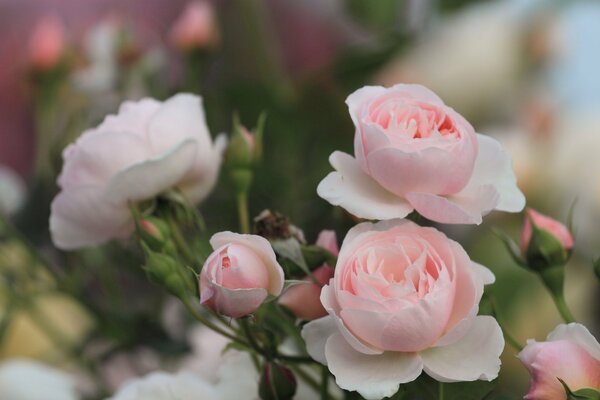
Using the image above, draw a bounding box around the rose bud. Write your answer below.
[520,208,574,270]
[137,217,174,253]
[199,232,284,318]
[279,230,338,320]
[170,1,219,51]
[518,323,600,399]
[29,15,66,71]
[258,362,297,400]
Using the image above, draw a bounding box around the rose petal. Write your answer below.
[421,316,504,382]
[50,187,132,250]
[105,139,197,203]
[406,184,499,224]
[301,316,338,365]
[317,151,413,220]
[462,134,525,212]
[200,284,268,319]
[325,333,423,400]
[547,323,600,361]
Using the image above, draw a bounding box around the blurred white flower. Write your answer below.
[0,359,79,400]
[0,166,25,215]
[109,371,218,400]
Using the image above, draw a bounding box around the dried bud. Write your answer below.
[254,210,292,240]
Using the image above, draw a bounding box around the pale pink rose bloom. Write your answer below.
[170,1,219,50]
[200,232,285,318]
[318,84,525,224]
[302,219,503,400]
[520,208,574,255]
[518,323,600,400]
[50,93,226,250]
[28,15,66,71]
[279,230,338,320]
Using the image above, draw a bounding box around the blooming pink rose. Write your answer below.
[170,1,219,51]
[200,232,285,318]
[28,15,66,71]
[518,323,600,399]
[302,219,503,400]
[520,208,574,256]
[318,84,525,224]
[279,230,339,320]
[50,94,226,250]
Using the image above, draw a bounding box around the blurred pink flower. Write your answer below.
[170,1,219,51]
[317,84,525,224]
[518,323,600,399]
[279,230,338,320]
[520,208,574,256]
[200,232,284,318]
[50,93,226,250]
[302,219,502,399]
[28,15,66,71]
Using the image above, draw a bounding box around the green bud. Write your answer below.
[524,224,570,272]
[143,248,193,298]
[259,362,297,400]
[137,217,173,252]
[225,113,266,171]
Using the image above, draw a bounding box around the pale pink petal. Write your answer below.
[105,139,197,203]
[317,152,413,220]
[200,284,268,319]
[148,93,212,157]
[50,187,132,250]
[406,184,499,224]
[301,316,338,365]
[210,232,284,295]
[421,316,504,382]
[460,134,525,213]
[98,98,162,135]
[316,230,339,256]
[471,262,496,285]
[345,86,388,127]
[325,333,423,400]
[547,323,600,361]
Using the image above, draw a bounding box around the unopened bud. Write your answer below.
[137,217,174,253]
[259,362,297,400]
[143,248,194,298]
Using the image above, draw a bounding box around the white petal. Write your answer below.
[301,316,338,365]
[50,187,132,250]
[421,316,504,382]
[406,184,499,225]
[463,134,526,212]
[105,139,197,203]
[471,262,496,285]
[325,333,423,400]
[317,151,413,220]
[547,323,600,361]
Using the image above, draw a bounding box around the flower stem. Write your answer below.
[439,381,445,400]
[552,292,576,323]
[182,299,249,345]
[320,365,329,400]
[236,192,251,234]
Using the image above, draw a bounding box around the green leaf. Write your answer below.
[560,379,600,399]
[491,227,526,267]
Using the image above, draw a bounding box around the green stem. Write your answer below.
[239,318,265,357]
[553,292,576,323]
[439,381,445,400]
[236,192,251,234]
[168,218,196,266]
[182,299,249,345]
[320,365,329,400]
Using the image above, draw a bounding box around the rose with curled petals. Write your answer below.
[518,323,600,400]
[50,93,226,250]
[302,219,503,400]
[317,83,525,224]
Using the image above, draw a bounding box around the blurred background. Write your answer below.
[0,0,598,398]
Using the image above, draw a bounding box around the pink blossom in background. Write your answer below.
[518,323,600,399]
[520,207,574,255]
[28,15,66,71]
[170,1,219,50]
[302,219,503,399]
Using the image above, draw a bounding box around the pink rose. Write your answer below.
[279,230,339,320]
[50,94,226,250]
[302,219,503,399]
[518,323,600,399]
[200,232,285,318]
[520,208,574,256]
[170,1,219,51]
[29,15,66,71]
[318,84,525,224]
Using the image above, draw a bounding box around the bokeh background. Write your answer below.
[0,0,599,398]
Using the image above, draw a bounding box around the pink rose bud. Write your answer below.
[520,208,574,256]
[199,232,284,318]
[279,230,338,320]
[29,15,66,71]
[170,1,219,51]
[518,323,600,399]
